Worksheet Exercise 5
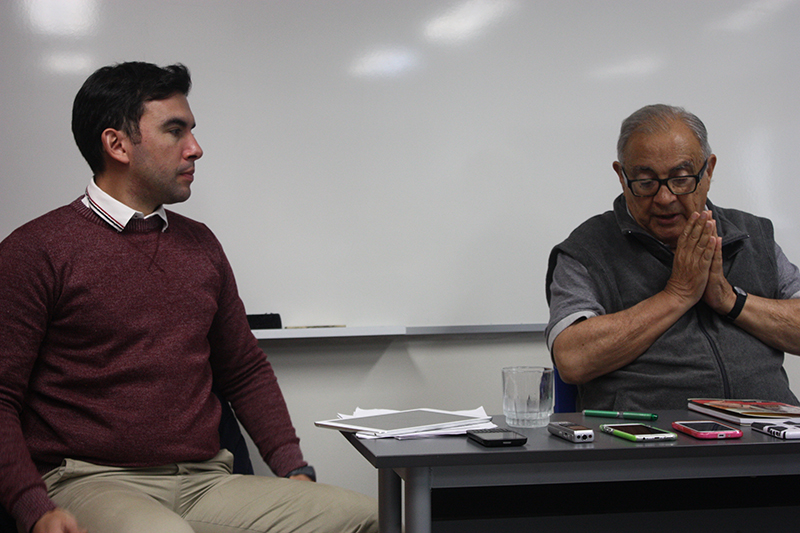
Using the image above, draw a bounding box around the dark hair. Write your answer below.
[617,104,712,166]
[71,62,192,174]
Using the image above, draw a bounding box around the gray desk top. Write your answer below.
[343,409,800,470]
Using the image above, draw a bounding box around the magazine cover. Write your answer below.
[688,399,800,425]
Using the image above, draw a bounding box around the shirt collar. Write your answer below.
[82,178,169,232]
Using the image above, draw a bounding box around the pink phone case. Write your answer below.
[672,420,743,439]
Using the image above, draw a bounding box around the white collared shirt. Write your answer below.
[82,178,169,232]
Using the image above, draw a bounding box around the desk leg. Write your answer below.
[378,469,401,533]
[404,467,431,533]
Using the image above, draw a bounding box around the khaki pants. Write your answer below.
[40,450,378,533]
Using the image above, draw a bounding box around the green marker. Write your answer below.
[583,410,658,421]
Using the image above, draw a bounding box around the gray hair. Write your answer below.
[616,104,712,166]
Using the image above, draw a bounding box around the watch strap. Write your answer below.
[725,286,747,321]
[286,465,316,481]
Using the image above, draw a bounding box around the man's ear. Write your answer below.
[100,128,130,165]
[613,161,625,187]
[705,154,717,182]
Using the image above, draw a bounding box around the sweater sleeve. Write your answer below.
[0,226,60,531]
[200,228,307,477]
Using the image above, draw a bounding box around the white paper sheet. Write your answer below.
[336,407,496,439]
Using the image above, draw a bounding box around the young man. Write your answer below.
[546,104,800,411]
[0,62,377,533]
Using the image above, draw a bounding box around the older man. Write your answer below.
[546,104,800,411]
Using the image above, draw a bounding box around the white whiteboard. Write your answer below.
[2,0,799,328]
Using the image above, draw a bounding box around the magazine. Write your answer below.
[687,399,800,426]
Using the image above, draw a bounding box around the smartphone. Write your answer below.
[600,423,677,442]
[671,420,743,439]
[751,421,800,439]
[547,421,595,442]
[467,427,527,447]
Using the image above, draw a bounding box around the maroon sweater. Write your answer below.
[0,198,305,531]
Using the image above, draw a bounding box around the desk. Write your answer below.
[343,410,800,533]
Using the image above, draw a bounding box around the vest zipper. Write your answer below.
[697,308,731,397]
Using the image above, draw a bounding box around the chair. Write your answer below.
[0,390,252,532]
[553,367,578,413]
[213,386,255,475]
[0,507,13,533]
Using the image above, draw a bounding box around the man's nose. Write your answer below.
[653,182,677,203]
[187,134,203,160]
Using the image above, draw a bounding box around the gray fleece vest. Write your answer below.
[546,195,798,411]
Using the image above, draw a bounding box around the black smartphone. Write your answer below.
[467,427,527,447]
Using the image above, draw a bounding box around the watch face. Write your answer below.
[734,286,746,296]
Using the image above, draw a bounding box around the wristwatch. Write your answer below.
[286,465,316,481]
[725,286,747,321]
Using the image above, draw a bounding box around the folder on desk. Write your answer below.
[315,408,491,437]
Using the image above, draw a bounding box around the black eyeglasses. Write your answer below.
[622,159,709,197]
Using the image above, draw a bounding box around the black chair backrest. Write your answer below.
[0,507,15,533]
[214,387,255,475]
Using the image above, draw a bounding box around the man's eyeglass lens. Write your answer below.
[625,159,708,197]
[630,176,697,197]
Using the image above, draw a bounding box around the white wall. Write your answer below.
[3,1,800,327]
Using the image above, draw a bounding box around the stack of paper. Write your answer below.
[317,407,494,439]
